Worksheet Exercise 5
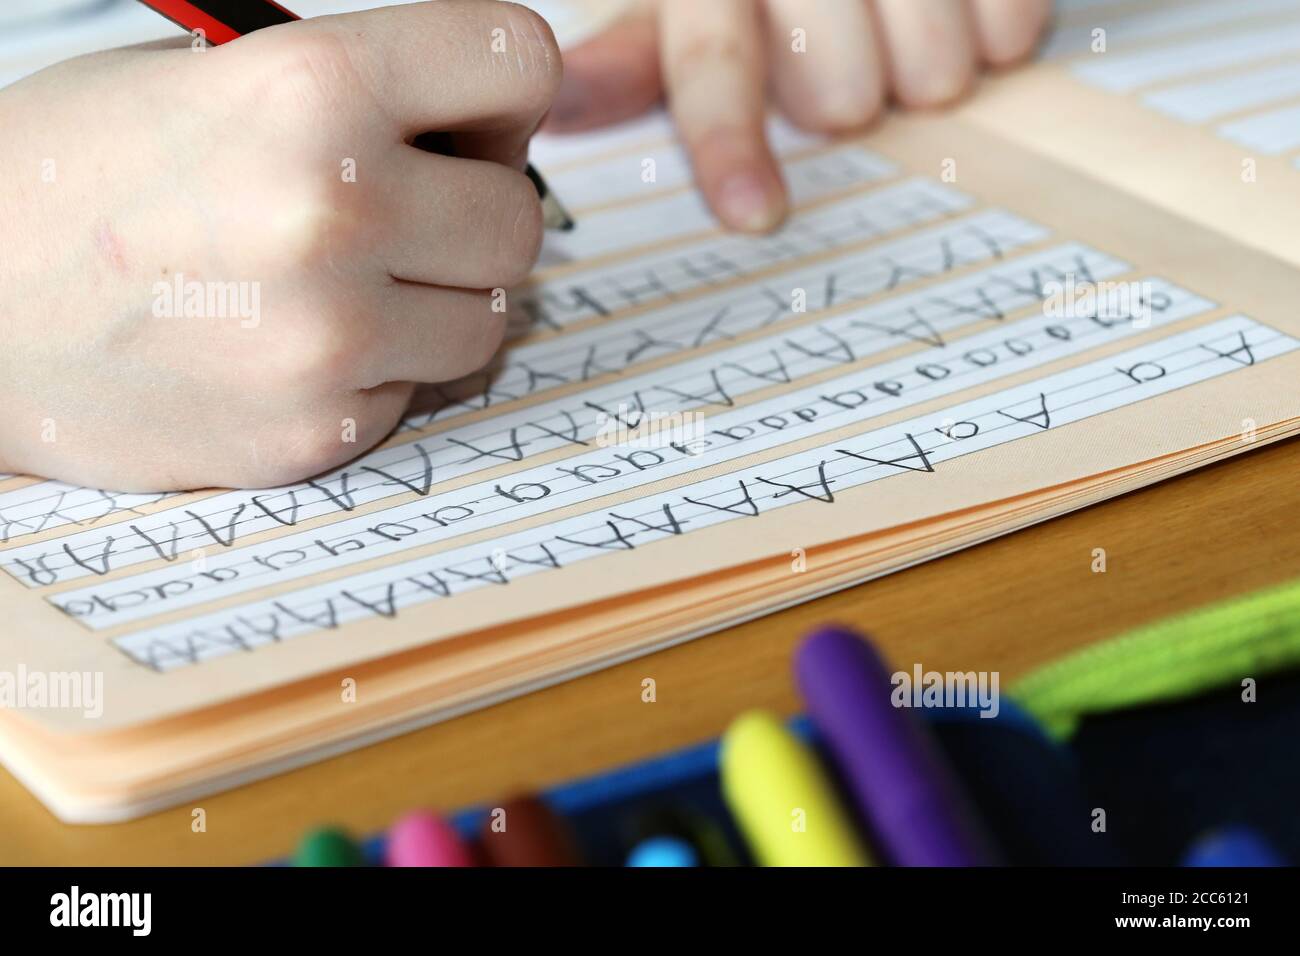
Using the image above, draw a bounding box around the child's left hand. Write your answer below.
[546,0,1052,232]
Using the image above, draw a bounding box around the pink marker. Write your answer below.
[385,811,474,867]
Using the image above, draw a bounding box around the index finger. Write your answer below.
[659,0,787,233]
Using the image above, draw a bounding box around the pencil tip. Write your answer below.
[542,195,576,232]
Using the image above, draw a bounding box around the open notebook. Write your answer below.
[3,0,1300,821]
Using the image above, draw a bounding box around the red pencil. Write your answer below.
[134,0,574,229]
[136,0,299,46]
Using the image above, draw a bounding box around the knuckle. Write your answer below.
[271,317,364,389]
[246,29,361,112]
[266,178,366,272]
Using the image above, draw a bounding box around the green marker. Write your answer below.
[294,827,364,867]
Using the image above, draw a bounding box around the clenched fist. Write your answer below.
[0,0,558,490]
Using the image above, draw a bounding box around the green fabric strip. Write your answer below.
[1011,577,1300,739]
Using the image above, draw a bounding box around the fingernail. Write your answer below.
[716,173,781,233]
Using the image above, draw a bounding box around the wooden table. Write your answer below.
[3,436,1298,865]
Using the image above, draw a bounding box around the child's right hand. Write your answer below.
[0,0,559,491]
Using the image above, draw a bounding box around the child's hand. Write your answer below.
[0,0,559,491]
[549,0,1052,232]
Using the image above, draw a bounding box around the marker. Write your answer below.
[1182,827,1287,867]
[625,806,742,867]
[294,826,364,867]
[795,626,1000,866]
[134,0,574,231]
[479,796,584,866]
[626,835,700,867]
[720,710,872,867]
[385,810,474,867]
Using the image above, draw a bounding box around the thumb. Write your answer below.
[546,5,663,132]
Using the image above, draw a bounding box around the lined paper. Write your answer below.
[1143,62,1300,124]
[113,316,1296,671]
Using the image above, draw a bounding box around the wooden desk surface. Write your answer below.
[2,436,1298,865]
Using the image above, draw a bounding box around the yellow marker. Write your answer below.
[720,710,872,867]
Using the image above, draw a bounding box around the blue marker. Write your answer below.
[627,836,700,867]
[1182,827,1287,867]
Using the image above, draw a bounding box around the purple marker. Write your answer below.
[795,626,1000,866]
